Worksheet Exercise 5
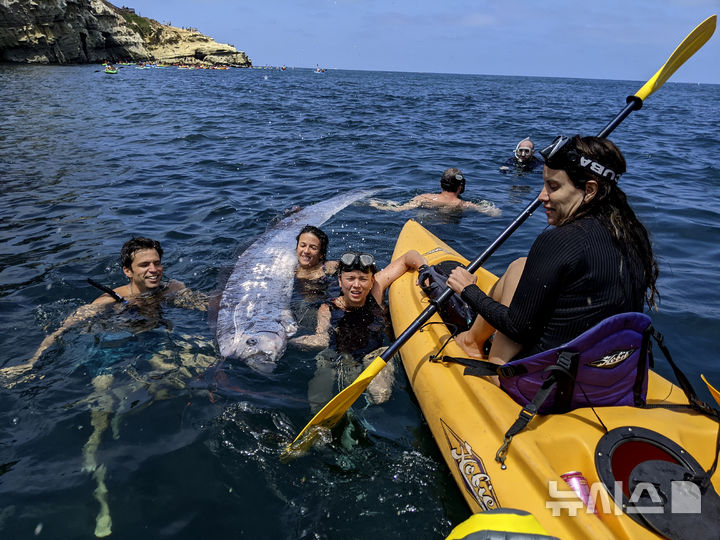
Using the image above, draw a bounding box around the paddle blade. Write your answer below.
[701,374,720,408]
[634,15,716,101]
[282,356,387,459]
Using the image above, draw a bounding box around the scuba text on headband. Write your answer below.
[540,135,621,183]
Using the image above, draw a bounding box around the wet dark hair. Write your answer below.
[296,225,329,263]
[121,237,163,269]
[564,136,659,309]
[440,167,466,193]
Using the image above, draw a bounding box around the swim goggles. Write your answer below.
[540,135,621,183]
[339,252,376,272]
[515,145,533,158]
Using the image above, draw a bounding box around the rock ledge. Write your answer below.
[0,0,251,67]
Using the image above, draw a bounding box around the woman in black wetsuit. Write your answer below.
[291,248,427,410]
[447,135,659,365]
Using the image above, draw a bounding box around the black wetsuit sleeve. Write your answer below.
[460,226,581,345]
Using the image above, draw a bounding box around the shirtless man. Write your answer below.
[369,168,501,216]
[0,236,205,537]
[0,236,198,379]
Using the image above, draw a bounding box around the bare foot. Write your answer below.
[454,331,485,358]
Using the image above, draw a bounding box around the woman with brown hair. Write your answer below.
[447,135,659,365]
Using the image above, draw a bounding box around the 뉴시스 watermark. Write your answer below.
[546,479,702,516]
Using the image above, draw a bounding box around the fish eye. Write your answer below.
[246,338,258,346]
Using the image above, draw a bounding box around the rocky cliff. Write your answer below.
[0,0,251,67]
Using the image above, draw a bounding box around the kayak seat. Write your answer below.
[445,313,720,471]
[499,312,651,414]
[453,312,652,414]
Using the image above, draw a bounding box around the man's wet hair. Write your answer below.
[121,237,163,269]
[440,167,466,192]
[296,225,329,262]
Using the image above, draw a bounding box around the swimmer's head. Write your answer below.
[296,225,329,264]
[121,237,163,269]
[440,168,465,193]
[515,138,535,161]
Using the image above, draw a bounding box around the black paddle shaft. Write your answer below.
[380,95,645,362]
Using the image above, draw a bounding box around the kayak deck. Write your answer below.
[388,219,719,539]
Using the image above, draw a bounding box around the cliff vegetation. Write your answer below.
[0,0,251,67]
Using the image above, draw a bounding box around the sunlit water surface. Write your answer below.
[1,65,719,539]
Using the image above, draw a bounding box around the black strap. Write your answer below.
[496,375,559,469]
[439,356,530,378]
[87,278,127,303]
[649,326,720,418]
[632,326,651,406]
[548,351,578,412]
[643,327,720,491]
[495,351,578,469]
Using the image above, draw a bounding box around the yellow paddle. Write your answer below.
[282,15,717,459]
[598,14,716,136]
[701,374,720,408]
[635,15,717,102]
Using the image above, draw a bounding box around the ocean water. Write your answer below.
[1,64,719,539]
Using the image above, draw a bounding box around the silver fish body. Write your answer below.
[216,190,375,372]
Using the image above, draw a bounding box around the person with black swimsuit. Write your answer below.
[291,248,426,411]
[447,135,659,366]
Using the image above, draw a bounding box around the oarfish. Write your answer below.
[216,189,375,372]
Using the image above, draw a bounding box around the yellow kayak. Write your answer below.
[388,219,720,539]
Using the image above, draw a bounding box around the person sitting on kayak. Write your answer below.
[291,249,426,409]
[499,137,543,175]
[0,237,204,380]
[369,168,501,216]
[446,135,659,366]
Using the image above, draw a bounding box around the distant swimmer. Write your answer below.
[369,168,501,216]
[500,138,543,175]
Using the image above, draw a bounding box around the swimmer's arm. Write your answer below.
[1,303,106,380]
[463,200,502,217]
[369,197,423,212]
[288,304,331,350]
[373,250,427,301]
[170,281,209,311]
[324,260,339,275]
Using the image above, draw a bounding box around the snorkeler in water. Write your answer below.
[499,138,543,174]
[291,249,427,411]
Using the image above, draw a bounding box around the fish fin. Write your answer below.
[281,310,298,336]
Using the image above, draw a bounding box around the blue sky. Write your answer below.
[126,0,719,84]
